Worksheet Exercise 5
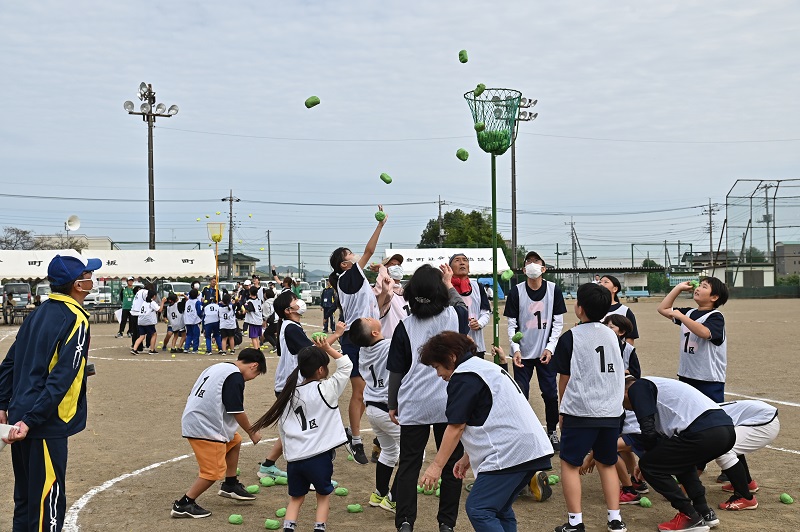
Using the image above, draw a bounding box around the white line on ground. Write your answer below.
[725,392,800,408]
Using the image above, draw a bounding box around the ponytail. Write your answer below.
[251,367,302,431]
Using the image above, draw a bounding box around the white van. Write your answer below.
[34,282,51,303]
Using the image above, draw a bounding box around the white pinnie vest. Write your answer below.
[465,279,487,353]
[559,323,625,419]
[137,300,160,326]
[644,376,722,437]
[204,302,220,325]
[622,342,635,372]
[130,290,146,316]
[517,280,556,360]
[678,309,727,383]
[453,356,553,473]
[184,298,202,325]
[359,339,391,405]
[280,381,347,461]
[720,400,778,427]
[605,303,632,319]
[397,307,459,425]
[167,302,185,330]
[338,264,379,330]
[621,409,640,435]
[244,298,263,325]
[181,363,241,442]
[219,305,237,330]
[380,290,410,339]
[275,320,303,394]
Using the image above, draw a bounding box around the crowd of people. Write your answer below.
[0,213,783,532]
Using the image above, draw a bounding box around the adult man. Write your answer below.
[116,276,136,337]
[449,253,490,357]
[504,251,567,451]
[0,253,102,532]
[201,278,219,305]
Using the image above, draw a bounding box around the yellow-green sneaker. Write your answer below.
[379,495,396,514]
[369,492,384,507]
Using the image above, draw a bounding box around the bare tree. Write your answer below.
[0,227,37,250]
[34,233,89,252]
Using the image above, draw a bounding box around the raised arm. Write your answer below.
[358,205,387,269]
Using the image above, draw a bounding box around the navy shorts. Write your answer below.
[138,324,156,336]
[560,426,619,467]
[621,433,646,458]
[286,449,335,497]
[220,328,236,338]
[339,332,361,378]
[678,376,725,403]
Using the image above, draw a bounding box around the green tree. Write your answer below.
[641,258,670,293]
[418,209,513,265]
[777,274,800,286]
[744,246,766,263]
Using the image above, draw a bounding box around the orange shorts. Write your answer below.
[188,432,242,481]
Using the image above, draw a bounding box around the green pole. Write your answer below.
[491,154,500,364]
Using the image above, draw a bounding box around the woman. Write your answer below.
[387,263,469,532]
[599,274,639,344]
[419,334,554,532]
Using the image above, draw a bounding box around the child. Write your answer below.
[251,337,353,532]
[163,293,186,353]
[218,293,238,355]
[551,283,626,532]
[183,288,204,353]
[350,316,400,513]
[171,348,266,519]
[602,315,641,379]
[599,275,639,344]
[657,277,729,402]
[131,283,162,355]
[203,300,223,355]
[243,286,264,350]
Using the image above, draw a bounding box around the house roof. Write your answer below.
[217,252,260,262]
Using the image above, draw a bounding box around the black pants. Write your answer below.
[322,307,336,332]
[395,423,464,529]
[118,309,132,334]
[513,358,559,433]
[639,425,735,517]
[11,436,68,532]
[129,315,139,348]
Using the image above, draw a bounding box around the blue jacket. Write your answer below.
[0,293,91,439]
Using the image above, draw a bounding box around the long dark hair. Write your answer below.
[601,275,622,303]
[251,346,330,431]
[273,290,297,357]
[403,264,449,318]
[328,247,350,313]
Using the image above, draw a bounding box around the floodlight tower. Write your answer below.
[123,82,179,250]
[510,97,538,269]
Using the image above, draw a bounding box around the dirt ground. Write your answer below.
[1,298,799,531]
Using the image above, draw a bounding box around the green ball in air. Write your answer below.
[274,476,288,485]
[458,49,468,63]
[260,476,275,487]
[275,507,287,517]
[474,83,486,97]
[640,496,652,508]
[781,493,794,504]
[380,173,392,184]
[304,96,320,109]
[335,487,349,496]
[474,122,485,132]
[264,519,281,529]
[501,270,513,281]
[375,211,386,222]
[512,332,524,343]
[228,514,243,525]
[347,504,364,513]
[456,148,469,162]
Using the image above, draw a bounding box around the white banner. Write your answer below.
[0,249,77,280]
[383,248,510,276]
[83,250,217,279]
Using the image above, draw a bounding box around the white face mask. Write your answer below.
[387,265,404,280]
[295,299,307,315]
[524,262,543,279]
[75,274,96,292]
[192,283,200,290]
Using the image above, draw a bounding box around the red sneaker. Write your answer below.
[721,480,758,493]
[719,495,758,511]
[657,512,709,531]
[619,489,641,505]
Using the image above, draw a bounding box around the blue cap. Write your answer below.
[47,254,102,286]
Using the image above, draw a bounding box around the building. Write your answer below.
[34,234,120,251]
[776,241,800,276]
[217,252,260,279]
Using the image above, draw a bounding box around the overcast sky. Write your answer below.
[1,1,798,272]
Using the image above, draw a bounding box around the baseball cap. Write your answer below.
[127,276,134,281]
[243,280,252,286]
[48,254,102,286]
[383,253,404,266]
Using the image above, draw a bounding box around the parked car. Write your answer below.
[158,281,192,300]
[307,280,327,305]
[84,286,112,307]
[35,282,51,303]
[3,282,32,323]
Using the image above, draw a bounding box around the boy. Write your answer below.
[243,286,264,350]
[504,250,566,450]
[350,316,400,514]
[657,277,729,402]
[203,300,223,354]
[551,283,626,532]
[163,293,186,353]
[183,288,204,353]
[172,348,266,518]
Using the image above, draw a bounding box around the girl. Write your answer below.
[598,275,639,344]
[183,288,204,353]
[387,263,469,532]
[251,338,352,532]
[218,293,238,355]
[132,283,162,355]
[602,314,641,379]
[327,205,386,464]
[203,300,222,354]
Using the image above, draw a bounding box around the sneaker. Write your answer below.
[379,496,396,513]
[171,500,211,518]
[631,476,650,494]
[148,350,158,355]
[721,480,758,493]
[257,463,288,479]
[719,494,758,511]
[218,481,256,500]
[126,332,132,337]
[657,512,709,532]
[715,473,728,483]
[620,488,641,505]
[115,332,123,338]
[398,522,412,532]
[608,520,627,532]
[170,348,177,353]
[555,523,585,532]
[700,509,719,527]
[548,431,560,453]
[344,427,369,465]
[530,471,553,502]
[130,349,140,355]
[438,525,454,532]
[369,491,385,507]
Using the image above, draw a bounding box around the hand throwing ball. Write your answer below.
[375,211,386,222]
[311,332,328,341]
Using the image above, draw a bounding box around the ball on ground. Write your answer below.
[304,96,321,109]
[548,474,560,485]
[417,485,423,493]
[274,476,288,485]
[347,504,363,513]
[246,484,260,494]
[458,49,468,63]
[334,487,349,496]
[264,519,281,529]
[781,493,794,504]
[456,148,469,162]
[275,508,287,517]
[260,477,275,487]
[639,496,652,508]
[228,514,243,524]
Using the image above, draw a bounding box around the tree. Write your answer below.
[744,246,767,263]
[35,234,88,252]
[0,227,37,250]
[641,258,670,293]
[418,209,513,264]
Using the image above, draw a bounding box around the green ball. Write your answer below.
[260,476,275,487]
[423,487,435,495]
[311,332,328,341]
[347,504,364,513]
[275,507,287,517]
[781,493,794,504]
[438,478,442,487]
[335,487,349,496]
[245,484,260,494]
[380,172,392,184]
[264,518,281,529]
[512,332,524,343]
[501,269,513,281]
[548,474,560,485]
[458,49,468,63]
[456,148,469,162]
[417,485,423,493]
[474,83,486,97]
[274,476,288,485]
[375,211,386,222]
[304,96,320,109]
[435,488,440,497]
[236,467,241,476]
[228,514,243,525]
[347,454,355,461]
[689,280,699,289]
[474,122,485,132]
[640,496,652,508]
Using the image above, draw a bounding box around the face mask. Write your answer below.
[387,265,404,280]
[192,283,200,290]
[524,263,543,279]
[75,274,96,292]
[295,299,307,315]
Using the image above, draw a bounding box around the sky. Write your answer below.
[1,1,799,272]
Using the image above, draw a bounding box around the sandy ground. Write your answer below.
[1,298,799,531]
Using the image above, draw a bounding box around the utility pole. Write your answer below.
[438,196,446,247]
[511,96,537,270]
[566,218,578,289]
[702,199,720,268]
[266,230,272,271]
[297,243,301,281]
[764,185,772,262]
[221,190,240,280]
